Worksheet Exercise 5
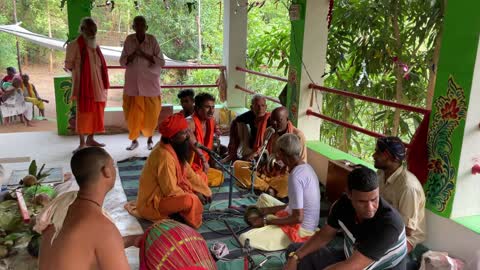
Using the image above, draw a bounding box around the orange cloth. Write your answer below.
[159,113,188,139]
[65,37,108,104]
[76,35,109,113]
[253,112,271,152]
[123,94,162,140]
[267,121,308,162]
[267,121,294,154]
[190,114,224,187]
[233,161,289,198]
[65,36,108,135]
[275,210,311,243]
[125,143,211,228]
[191,113,215,171]
[227,112,271,160]
[76,101,105,134]
[233,122,307,198]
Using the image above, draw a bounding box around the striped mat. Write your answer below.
[118,158,332,270]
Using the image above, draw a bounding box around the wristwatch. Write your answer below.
[288,251,299,262]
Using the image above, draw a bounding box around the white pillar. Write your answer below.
[295,0,330,140]
[223,0,248,108]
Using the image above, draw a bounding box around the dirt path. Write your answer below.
[1,64,125,133]
[20,64,125,120]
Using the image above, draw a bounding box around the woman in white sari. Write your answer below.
[0,78,33,126]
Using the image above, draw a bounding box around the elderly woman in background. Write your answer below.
[0,77,33,126]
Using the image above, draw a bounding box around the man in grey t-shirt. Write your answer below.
[239,133,321,251]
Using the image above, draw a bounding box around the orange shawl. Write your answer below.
[275,210,311,243]
[161,143,193,193]
[253,112,271,152]
[191,113,215,173]
[267,121,295,153]
[77,35,109,113]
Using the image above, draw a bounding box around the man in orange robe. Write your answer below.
[125,113,212,229]
[65,18,109,153]
[187,93,224,187]
[223,94,271,162]
[234,106,307,198]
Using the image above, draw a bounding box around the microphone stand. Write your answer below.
[207,151,247,211]
[247,131,272,196]
[224,220,271,270]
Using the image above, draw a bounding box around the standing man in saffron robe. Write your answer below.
[65,18,110,153]
[120,16,165,151]
[125,113,212,229]
[187,93,224,187]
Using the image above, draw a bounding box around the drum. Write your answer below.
[140,219,217,270]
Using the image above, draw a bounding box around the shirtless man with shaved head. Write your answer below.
[38,147,139,270]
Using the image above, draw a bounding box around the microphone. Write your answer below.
[194,142,219,158]
[263,127,276,145]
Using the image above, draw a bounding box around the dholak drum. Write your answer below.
[140,219,217,270]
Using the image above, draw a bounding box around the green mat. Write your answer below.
[117,158,331,270]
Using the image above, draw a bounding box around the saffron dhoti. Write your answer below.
[123,94,162,140]
[76,102,106,134]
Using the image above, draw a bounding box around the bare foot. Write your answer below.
[126,140,139,151]
[147,139,154,150]
[86,138,105,147]
[72,144,86,154]
[26,122,34,127]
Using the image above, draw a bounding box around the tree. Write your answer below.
[247,0,444,159]
[0,15,19,68]
[320,0,444,158]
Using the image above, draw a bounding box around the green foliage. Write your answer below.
[27,160,50,180]
[244,0,443,159]
[319,0,444,159]
[244,0,290,110]
[139,0,198,60]
[28,160,37,176]
[0,15,21,69]
[2,0,443,161]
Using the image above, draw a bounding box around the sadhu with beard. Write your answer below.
[125,113,212,229]
[65,17,110,153]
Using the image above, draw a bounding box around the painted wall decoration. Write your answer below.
[54,76,74,135]
[286,0,305,127]
[425,76,467,216]
[288,67,299,122]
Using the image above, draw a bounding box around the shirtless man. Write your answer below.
[38,147,135,270]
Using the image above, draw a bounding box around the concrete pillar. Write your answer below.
[223,0,247,108]
[286,0,330,140]
[422,1,480,218]
[451,37,480,218]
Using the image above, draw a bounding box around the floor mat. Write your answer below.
[118,158,332,270]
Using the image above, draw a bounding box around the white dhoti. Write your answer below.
[0,90,33,120]
[239,194,315,251]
